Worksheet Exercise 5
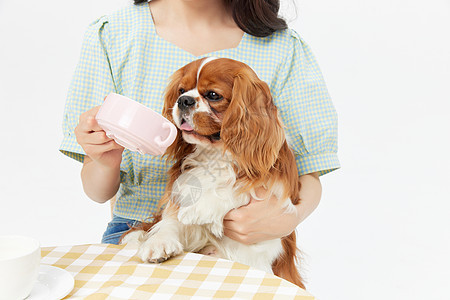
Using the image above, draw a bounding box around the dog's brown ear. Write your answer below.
[162,68,184,122]
[162,68,195,163]
[221,68,285,184]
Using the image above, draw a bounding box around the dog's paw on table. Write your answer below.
[138,235,184,263]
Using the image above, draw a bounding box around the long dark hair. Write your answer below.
[133,0,287,37]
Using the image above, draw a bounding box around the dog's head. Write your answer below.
[162,57,285,181]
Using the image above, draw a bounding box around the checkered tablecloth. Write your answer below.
[41,244,315,299]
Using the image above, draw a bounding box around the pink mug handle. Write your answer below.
[154,122,177,148]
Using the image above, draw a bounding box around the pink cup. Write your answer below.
[96,93,177,155]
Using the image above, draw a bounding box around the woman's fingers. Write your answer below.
[223,219,238,230]
[223,208,239,221]
[76,128,112,147]
[74,104,124,167]
[83,140,123,157]
[86,116,103,132]
[84,131,113,145]
[223,199,254,221]
[223,226,257,245]
[78,106,102,131]
[78,115,102,133]
[223,219,248,237]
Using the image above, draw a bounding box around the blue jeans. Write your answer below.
[101,215,141,245]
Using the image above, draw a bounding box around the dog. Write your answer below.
[121,57,304,288]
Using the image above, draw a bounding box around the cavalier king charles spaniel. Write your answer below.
[122,57,304,287]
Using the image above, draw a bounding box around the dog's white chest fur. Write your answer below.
[123,146,285,273]
[174,146,247,234]
[176,146,284,272]
[175,146,242,213]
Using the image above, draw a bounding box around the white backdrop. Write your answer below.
[0,0,449,299]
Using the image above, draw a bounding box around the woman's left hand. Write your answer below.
[223,186,301,245]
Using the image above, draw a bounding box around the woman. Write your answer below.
[61,0,339,245]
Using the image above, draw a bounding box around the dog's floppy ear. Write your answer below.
[221,68,285,183]
[162,68,195,163]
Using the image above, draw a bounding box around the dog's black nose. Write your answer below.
[177,96,196,109]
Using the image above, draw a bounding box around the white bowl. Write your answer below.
[0,236,41,300]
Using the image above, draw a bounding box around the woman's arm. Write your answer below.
[81,156,121,203]
[223,172,322,244]
[75,106,124,203]
[296,172,322,223]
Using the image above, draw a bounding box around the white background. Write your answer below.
[0,0,449,299]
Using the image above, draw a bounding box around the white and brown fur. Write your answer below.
[121,57,304,288]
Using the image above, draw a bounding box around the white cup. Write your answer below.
[0,236,41,300]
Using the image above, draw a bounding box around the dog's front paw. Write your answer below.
[178,205,211,225]
[138,235,183,263]
[120,230,146,246]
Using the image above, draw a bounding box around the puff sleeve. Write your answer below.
[59,16,117,163]
[274,30,340,176]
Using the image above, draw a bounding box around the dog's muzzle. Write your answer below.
[177,96,196,111]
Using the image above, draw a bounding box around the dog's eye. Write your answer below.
[205,91,223,101]
[179,88,186,95]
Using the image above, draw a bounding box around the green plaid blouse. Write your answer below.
[60,3,340,221]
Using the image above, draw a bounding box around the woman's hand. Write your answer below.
[75,106,124,170]
[223,173,322,245]
[223,187,301,245]
[75,105,124,203]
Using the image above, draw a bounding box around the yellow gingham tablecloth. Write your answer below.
[41,243,315,299]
